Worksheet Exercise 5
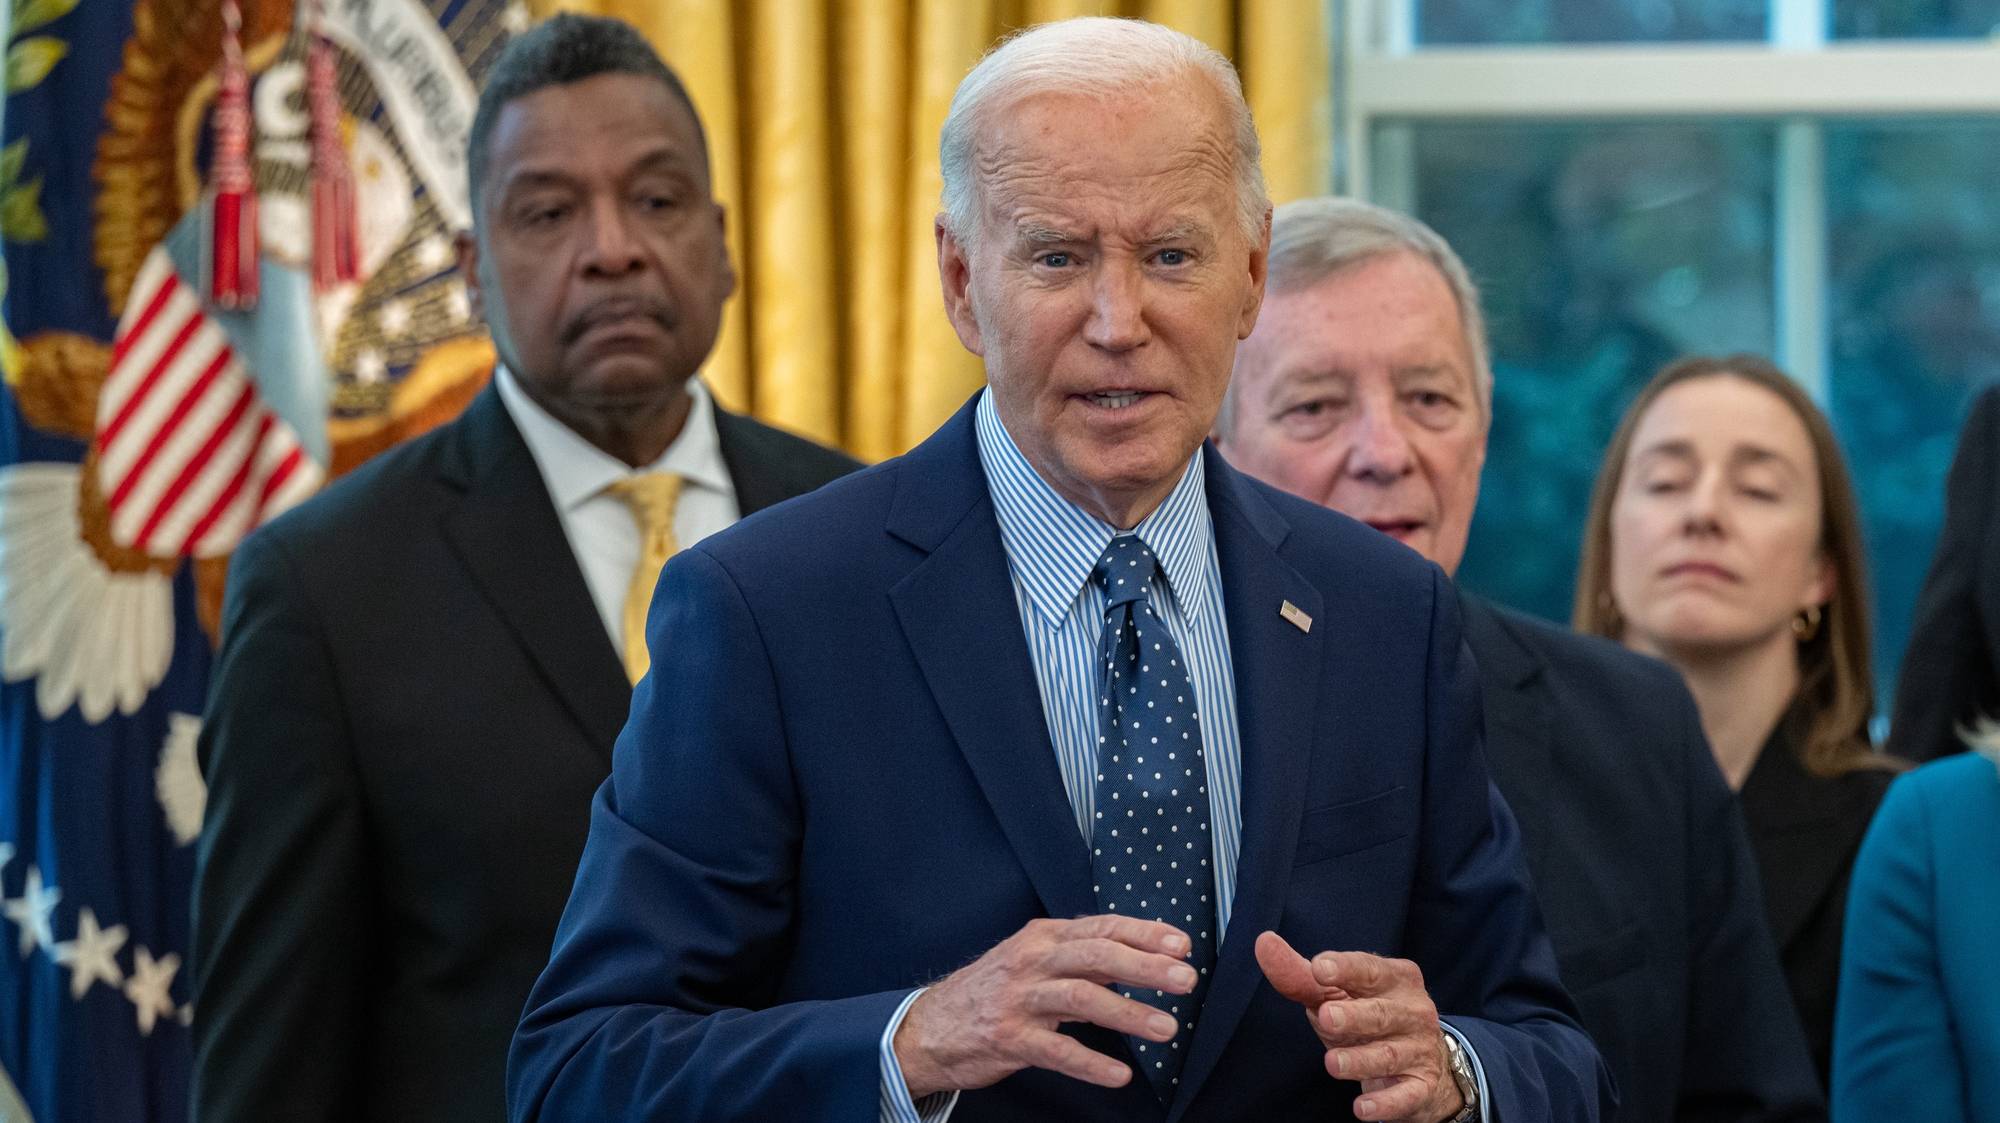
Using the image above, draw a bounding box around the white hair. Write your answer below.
[1964,716,2000,771]
[1219,196,1493,437]
[939,17,1269,254]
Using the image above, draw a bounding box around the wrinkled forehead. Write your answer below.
[970,83,1239,228]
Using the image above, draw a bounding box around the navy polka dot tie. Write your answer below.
[1089,533,1215,1101]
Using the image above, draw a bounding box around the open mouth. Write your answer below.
[1083,390,1152,411]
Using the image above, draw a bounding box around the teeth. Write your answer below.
[1089,391,1145,410]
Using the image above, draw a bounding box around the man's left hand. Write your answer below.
[1253,931,1464,1123]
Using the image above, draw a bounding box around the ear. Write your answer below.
[455,230,485,323]
[936,215,984,357]
[1236,206,1272,341]
[1805,553,1837,612]
[712,201,738,302]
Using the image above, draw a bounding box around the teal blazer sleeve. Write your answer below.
[1833,753,2000,1121]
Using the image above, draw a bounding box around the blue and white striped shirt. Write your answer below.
[972,391,1246,937]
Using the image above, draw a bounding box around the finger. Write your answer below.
[1312,951,1420,999]
[1043,937,1198,995]
[1316,996,1425,1045]
[1254,930,1324,1007]
[1350,1073,1429,1121]
[1015,1026,1135,1089]
[1325,1035,1435,1082]
[1065,914,1191,957]
[1027,977,1186,1042]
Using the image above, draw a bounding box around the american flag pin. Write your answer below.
[1279,600,1312,633]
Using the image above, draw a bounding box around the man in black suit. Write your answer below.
[1888,382,2000,763]
[1215,197,1825,1121]
[189,16,858,1122]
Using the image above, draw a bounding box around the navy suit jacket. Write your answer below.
[508,398,1610,1122]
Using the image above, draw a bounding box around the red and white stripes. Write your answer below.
[94,250,320,558]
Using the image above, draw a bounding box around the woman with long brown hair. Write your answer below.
[1574,354,1904,1083]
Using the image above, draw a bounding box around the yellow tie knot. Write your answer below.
[605,472,685,685]
[607,472,685,540]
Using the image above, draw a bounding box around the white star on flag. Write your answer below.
[415,235,454,273]
[3,865,60,958]
[52,907,128,999]
[378,299,413,338]
[354,349,390,385]
[123,946,181,1036]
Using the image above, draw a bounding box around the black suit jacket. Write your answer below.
[1462,596,1825,1122]
[189,385,860,1123]
[1737,722,1893,1086]
[1888,383,2000,763]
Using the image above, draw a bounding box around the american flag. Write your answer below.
[94,238,323,559]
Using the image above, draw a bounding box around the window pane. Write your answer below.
[1396,121,1778,624]
[1833,0,2000,38]
[1826,119,2000,708]
[1416,0,1766,43]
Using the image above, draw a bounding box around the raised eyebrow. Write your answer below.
[1012,223,1076,246]
[1144,220,1213,246]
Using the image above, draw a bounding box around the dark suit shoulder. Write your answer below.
[685,456,907,584]
[715,409,864,481]
[248,414,466,559]
[1478,599,1692,704]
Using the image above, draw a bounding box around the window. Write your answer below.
[1338,0,2000,711]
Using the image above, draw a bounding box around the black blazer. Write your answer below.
[189,385,860,1123]
[1737,722,1894,1086]
[1462,596,1825,1122]
[1888,383,2000,763]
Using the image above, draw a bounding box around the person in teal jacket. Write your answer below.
[1833,741,2000,1119]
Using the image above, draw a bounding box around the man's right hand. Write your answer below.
[892,915,1198,1100]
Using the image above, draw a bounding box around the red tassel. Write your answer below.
[205,0,259,309]
[307,17,360,291]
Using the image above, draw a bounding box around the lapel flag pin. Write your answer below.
[1279,600,1312,633]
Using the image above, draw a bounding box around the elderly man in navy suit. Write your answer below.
[1216,197,1825,1121]
[509,18,1610,1123]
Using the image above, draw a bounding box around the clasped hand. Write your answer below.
[892,917,1464,1123]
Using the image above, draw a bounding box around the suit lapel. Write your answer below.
[1170,451,1326,1120]
[1458,596,1559,878]
[885,400,1096,923]
[438,388,631,764]
[1740,735,1861,950]
[713,406,788,516]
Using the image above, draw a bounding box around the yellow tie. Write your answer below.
[605,472,684,684]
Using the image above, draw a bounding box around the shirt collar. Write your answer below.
[975,389,1213,628]
[494,364,735,513]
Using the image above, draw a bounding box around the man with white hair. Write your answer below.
[510,21,1609,1122]
[1217,197,1827,1120]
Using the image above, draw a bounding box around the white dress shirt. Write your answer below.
[493,366,740,652]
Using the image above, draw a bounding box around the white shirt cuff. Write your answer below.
[879,987,962,1123]
[1439,1020,1494,1123]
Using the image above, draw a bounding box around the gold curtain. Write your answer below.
[523,0,1329,461]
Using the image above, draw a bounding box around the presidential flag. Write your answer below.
[0,0,512,1116]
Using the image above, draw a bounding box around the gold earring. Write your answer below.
[1792,605,1823,643]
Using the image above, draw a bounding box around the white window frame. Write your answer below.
[1334,0,2000,397]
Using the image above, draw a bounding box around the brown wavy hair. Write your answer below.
[1572,355,1894,778]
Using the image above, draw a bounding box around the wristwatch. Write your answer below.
[1438,1029,1479,1123]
